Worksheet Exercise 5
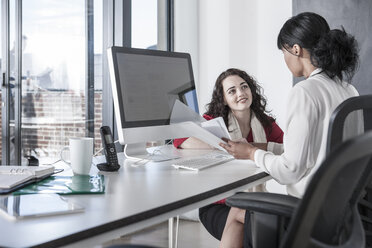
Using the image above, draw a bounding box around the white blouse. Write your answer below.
[254,68,361,198]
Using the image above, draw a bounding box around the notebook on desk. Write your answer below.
[0,166,55,194]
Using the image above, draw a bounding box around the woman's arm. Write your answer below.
[219,140,257,160]
[254,85,317,185]
[180,137,215,149]
[174,114,215,149]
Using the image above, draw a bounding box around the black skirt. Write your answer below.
[199,204,230,240]
[199,203,253,248]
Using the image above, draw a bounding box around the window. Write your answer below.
[132,0,157,49]
[2,0,103,164]
[1,0,172,164]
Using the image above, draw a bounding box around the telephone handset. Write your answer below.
[97,126,120,172]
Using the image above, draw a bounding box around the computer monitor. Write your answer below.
[107,46,199,161]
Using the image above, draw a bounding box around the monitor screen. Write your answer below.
[109,47,198,129]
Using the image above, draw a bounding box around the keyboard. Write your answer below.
[172,152,234,171]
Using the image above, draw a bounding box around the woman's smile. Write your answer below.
[237,98,248,103]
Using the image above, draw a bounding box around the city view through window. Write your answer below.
[1,0,158,164]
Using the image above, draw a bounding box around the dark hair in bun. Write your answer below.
[277,12,359,82]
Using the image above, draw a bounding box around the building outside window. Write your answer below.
[1,0,167,165]
[7,0,101,165]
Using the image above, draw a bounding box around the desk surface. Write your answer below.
[0,148,269,248]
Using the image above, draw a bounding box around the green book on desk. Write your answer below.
[13,175,105,195]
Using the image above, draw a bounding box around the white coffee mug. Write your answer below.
[61,137,94,175]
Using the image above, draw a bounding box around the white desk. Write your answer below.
[0,148,270,248]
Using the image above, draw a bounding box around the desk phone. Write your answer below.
[97,126,120,172]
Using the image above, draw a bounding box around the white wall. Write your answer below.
[256,1,293,128]
[175,0,293,193]
[198,0,260,117]
[175,0,292,128]
[174,0,199,90]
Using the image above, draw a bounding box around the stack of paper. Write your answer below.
[200,117,231,140]
[170,100,232,151]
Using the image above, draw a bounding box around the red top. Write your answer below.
[173,114,284,204]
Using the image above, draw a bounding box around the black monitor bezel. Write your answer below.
[110,46,197,128]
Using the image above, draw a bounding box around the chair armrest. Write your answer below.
[225,192,300,218]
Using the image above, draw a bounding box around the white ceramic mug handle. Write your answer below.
[60,146,71,164]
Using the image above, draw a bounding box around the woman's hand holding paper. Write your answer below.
[219,138,258,160]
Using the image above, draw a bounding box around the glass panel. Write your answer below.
[132,0,166,147]
[0,5,2,162]
[20,0,103,165]
[132,0,157,49]
[93,0,103,155]
[9,0,16,164]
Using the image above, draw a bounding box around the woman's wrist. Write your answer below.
[249,147,258,160]
[251,142,268,151]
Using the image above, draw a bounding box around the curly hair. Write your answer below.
[205,68,274,130]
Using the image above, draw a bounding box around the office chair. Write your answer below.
[326,95,372,154]
[222,95,372,247]
[326,95,372,247]
[226,130,372,248]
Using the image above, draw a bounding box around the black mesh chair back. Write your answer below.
[326,94,372,246]
[327,95,372,155]
[281,131,372,248]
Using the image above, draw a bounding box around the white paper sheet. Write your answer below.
[200,117,231,140]
[170,99,206,124]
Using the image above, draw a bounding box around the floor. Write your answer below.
[102,219,219,248]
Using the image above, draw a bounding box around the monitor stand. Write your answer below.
[124,142,180,162]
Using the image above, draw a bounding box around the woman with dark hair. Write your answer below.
[218,12,362,247]
[174,68,283,150]
[173,68,284,241]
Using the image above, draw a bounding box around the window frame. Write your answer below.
[1,0,174,163]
